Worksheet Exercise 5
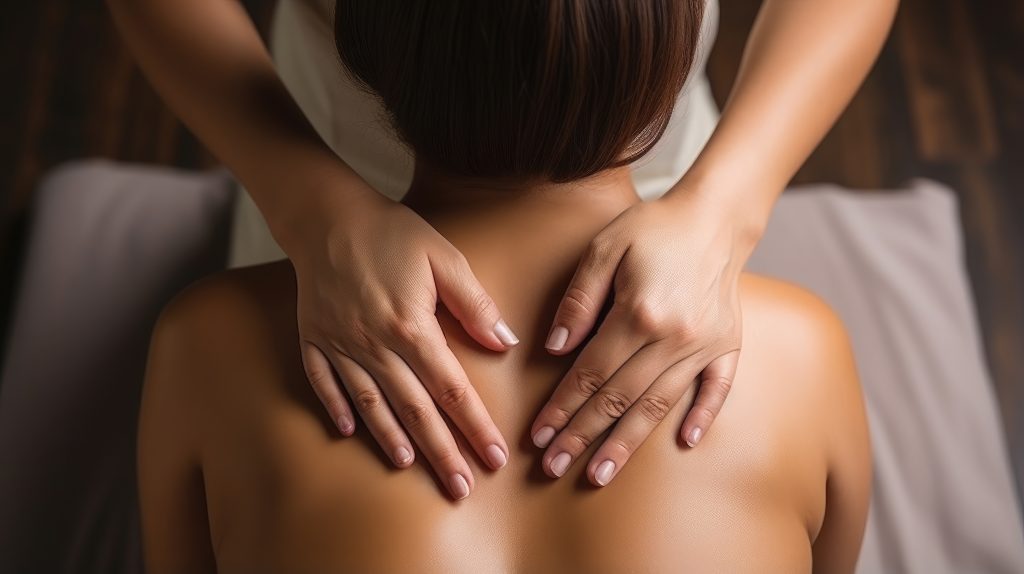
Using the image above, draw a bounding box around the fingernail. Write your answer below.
[550,452,572,477]
[394,446,413,465]
[485,444,507,469]
[545,326,569,351]
[687,427,703,448]
[594,460,616,486]
[337,415,354,435]
[533,426,556,448]
[493,318,520,346]
[450,473,470,500]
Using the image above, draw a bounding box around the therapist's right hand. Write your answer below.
[285,185,517,501]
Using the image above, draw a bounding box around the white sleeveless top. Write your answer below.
[229,0,721,266]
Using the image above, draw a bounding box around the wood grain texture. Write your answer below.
[1,0,1022,492]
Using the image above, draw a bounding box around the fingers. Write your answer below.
[530,308,641,448]
[365,348,478,500]
[391,318,509,471]
[545,238,624,355]
[585,357,701,486]
[680,349,740,448]
[539,342,672,480]
[330,351,417,469]
[431,250,519,352]
[301,341,356,436]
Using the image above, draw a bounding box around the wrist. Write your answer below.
[660,178,771,272]
[264,161,385,257]
[672,176,769,235]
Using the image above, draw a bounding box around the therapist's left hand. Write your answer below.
[530,185,756,487]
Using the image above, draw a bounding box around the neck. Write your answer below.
[401,163,642,219]
[398,163,639,370]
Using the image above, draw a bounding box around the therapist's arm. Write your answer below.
[107,0,516,500]
[675,0,900,226]
[535,0,898,486]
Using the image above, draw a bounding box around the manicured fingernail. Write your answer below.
[533,426,556,448]
[394,446,413,465]
[594,460,616,486]
[687,427,703,448]
[337,415,354,435]
[485,444,507,469]
[493,318,520,346]
[550,452,572,477]
[545,326,569,351]
[450,473,470,500]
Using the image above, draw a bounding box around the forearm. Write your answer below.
[107,0,370,245]
[671,0,899,240]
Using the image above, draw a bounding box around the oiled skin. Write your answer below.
[139,181,871,574]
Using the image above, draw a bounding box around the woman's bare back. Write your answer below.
[140,194,870,574]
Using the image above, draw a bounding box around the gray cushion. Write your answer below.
[0,160,235,573]
[747,180,1024,573]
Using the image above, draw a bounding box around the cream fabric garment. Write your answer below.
[228,0,721,266]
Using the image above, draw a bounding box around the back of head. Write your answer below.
[334,0,705,182]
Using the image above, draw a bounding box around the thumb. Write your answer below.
[546,240,622,355]
[431,250,519,351]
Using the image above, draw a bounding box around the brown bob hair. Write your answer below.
[334,1,704,182]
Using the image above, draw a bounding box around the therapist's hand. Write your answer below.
[287,185,517,500]
[530,186,755,487]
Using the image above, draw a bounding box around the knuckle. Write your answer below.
[447,249,470,269]
[637,394,672,423]
[673,319,699,342]
[381,430,408,449]
[460,423,492,444]
[435,383,471,412]
[466,288,495,319]
[627,301,666,333]
[398,402,435,431]
[350,321,382,357]
[595,390,631,419]
[708,375,734,397]
[320,395,346,416]
[607,436,637,457]
[305,366,335,392]
[565,429,593,450]
[586,237,614,265]
[573,368,606,398]
[668,310,702,341]
[548,406,574,426]
[562,286,597,319]
[432,448,462,469]
[390,314,427,344]
[720,313,741,339]
[698,406,717,422]
[353,389,384,412]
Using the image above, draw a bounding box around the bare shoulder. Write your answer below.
[738,273,871,570]
[738,273,852,359]
[143,261,298,424]
[138,263,298,573]
[736,272,867,460]
[153,261,296,345]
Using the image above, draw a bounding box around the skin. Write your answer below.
[109,0,896,498]
[139,167,871,573]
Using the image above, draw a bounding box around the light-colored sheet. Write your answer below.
[747,179,1024,573]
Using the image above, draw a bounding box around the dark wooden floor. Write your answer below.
[2,1,1022,483]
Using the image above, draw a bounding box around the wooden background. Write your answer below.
[1,1,1022,488]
